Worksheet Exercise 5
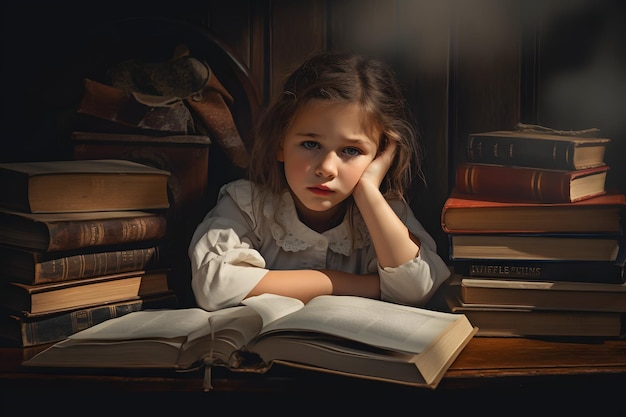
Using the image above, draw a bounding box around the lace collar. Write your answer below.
[261,189,371,256]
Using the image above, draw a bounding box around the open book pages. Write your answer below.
[24,294,476,389]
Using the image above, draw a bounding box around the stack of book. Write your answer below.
[441,129,626,337]
[0,159,179,347]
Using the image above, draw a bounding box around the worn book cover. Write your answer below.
[23,294,477,389]
[455,163,609,203]
[0,244,161,285]
[441,189,625,234]
[466,130,610,170]
[0,159,171,213]
[0,209,167,252]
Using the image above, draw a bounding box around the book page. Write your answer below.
[256,295,458,353]
[67,307,250,341]
[241,293,304,327]
[68,308,211,340]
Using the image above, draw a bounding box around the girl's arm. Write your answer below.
[352,142,421,268]
[246,269,380,304]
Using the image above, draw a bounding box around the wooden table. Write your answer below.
[1,337,625,413]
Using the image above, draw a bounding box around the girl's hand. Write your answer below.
[359,140,397,188]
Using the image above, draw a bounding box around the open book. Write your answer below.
[24,294,477,389]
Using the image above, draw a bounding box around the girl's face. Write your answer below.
[278,99,379,222]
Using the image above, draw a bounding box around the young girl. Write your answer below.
[189,51,450,311]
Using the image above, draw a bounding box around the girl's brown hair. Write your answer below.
[249,51,423,201]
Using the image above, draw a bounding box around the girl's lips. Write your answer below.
[308,186,333,195]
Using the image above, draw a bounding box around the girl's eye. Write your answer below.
[342,147,362,157]
[301,141,320,150]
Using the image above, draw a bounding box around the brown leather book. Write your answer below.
[0,209,167,252]
[455,163,609,203]
[0,245,161,285]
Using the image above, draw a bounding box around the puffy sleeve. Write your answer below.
[188,181,269,311]
[377,200,451,307]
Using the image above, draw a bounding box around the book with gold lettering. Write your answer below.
[454,163,609,203]
[0,244,160,285]
[0,209,167,252]
[452,259,624,284]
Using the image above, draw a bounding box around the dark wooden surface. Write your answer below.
[1,337,624,415]
[0,337,626,393]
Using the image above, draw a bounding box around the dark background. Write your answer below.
[2,0,625,259]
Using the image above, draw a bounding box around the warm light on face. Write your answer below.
[277,99,379,228]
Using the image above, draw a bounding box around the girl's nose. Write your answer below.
[315,152,338,179]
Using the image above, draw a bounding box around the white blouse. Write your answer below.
[188,179,450,311]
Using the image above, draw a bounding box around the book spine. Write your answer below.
[467,134,576,169]
[17,294,178,347]
[453,260,625,284]
[35,247,159,283]
[455,163,571,202]
[46,215,167,251]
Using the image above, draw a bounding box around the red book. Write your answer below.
[455,163,609,203]
[441,188,625,234]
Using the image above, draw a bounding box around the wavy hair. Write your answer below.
[249,51,423,202]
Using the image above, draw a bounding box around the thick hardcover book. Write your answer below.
[466,130,610,170]
[23,293,477,390]
[459,277,626,312]
[0,269,171,316]
[0,245,160,285]
[0,292,178,347]
[452,260,625,284]
[449,234,623,262]
[455,163,609,203]
[0,159,170,213]
[444,288,622,337]
[441,189,625,234]
[0,209,167,252]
